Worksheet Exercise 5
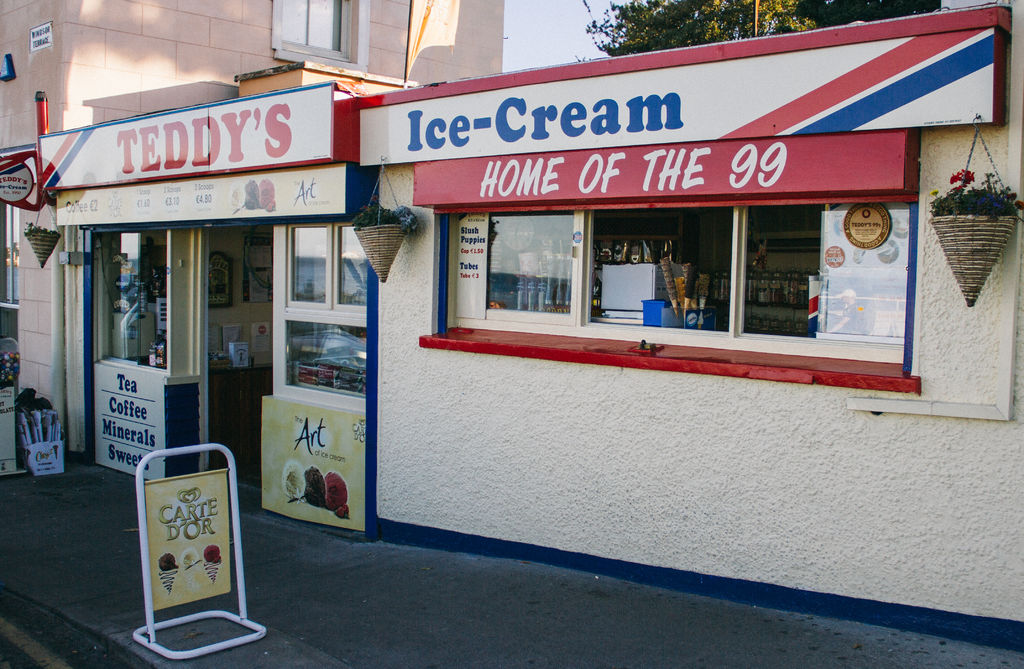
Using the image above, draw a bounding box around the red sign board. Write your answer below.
[414,129,918,208]
[0,150,46,211]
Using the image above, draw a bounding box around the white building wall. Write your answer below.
[376,116,1024,625]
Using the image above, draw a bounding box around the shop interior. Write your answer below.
[591,205,822,337]
[94,227,273,482]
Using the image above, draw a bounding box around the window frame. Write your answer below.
[275,222,368,412]
[0,205,18,339]
[445,204,912,366]
[271,0,369,71]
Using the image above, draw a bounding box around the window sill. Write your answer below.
[419,329,921,394]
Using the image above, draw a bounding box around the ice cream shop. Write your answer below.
[32,3,1024,648]
[353,6,1024,648]
[41,81,380,534]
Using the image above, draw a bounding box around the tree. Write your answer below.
[794,0,939,27]
[585,0,940,57]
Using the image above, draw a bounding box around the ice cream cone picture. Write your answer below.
[181,547,202,592]
[203,544,222,583]
[157,553,178,593]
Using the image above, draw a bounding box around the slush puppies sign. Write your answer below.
[144,470,232,610]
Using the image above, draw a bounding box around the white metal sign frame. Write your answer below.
[133,443,266,660]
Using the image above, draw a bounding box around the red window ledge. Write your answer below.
[420,329,921,394]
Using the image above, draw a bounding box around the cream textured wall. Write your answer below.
[376,139,1024,625]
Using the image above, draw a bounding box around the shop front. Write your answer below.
[42,83,377,534]
[358,8,1024,646]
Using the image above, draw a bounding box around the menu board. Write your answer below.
[94,364,165,477]
[454,213,489,320]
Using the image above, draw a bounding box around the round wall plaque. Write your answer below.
[843,204,891,250]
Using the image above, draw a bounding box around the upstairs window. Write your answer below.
[273,0,362,68]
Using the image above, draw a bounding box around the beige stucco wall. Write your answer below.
[375,114,1024,625]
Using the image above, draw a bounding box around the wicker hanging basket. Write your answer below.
[929,214,1016,307]
[355,224,406,283]
[25,227,62,268]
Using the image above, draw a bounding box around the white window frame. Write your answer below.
[448,205,907,365]
[0,205,18,339]
[272,0,370,71]
[274,223,367,413]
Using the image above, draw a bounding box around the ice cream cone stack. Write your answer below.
[159,568,177,593]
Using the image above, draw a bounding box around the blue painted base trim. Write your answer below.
[378,519,1024,652]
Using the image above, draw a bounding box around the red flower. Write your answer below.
[950,169,975,186]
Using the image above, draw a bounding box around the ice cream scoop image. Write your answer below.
[204,544,221,563]
[258,178,275,212]
[158,552,178,571]
[304,466,326,508]
[324,471,348,512]
[157,552,178,593]
[204,544,223,583]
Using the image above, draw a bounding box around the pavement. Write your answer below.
[1,461,1023,669]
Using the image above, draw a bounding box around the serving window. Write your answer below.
[276,223,369,403]
[447,202,911,364]
[94,231,169,367]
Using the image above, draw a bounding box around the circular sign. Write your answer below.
[0,163,33,202]
[824,245,846,268]
[843,204,891,250]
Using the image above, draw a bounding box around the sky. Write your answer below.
[502,0,613,72]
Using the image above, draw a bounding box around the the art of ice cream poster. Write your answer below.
[144,470,232,610]
[260,397,365,532]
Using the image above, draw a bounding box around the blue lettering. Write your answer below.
[626,93,684,133]
[425,117,447,149]
[496,97,527,142]
[591,99,621,135]
[407,110,424,151]
[560,102,587,138]
[450,115,470,147]
[530,105,557,140]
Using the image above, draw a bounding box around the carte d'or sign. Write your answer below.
[144,470,232,610]
[843,204,891,250]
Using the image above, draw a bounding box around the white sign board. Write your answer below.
[362,29,997,164]
[58,164,350,226]
[30,22,53,52]
[41,84,336,188]
[454,213,489,319]
[95,364,166,476]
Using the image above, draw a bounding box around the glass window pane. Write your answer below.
[742,205,821,338]
[307,0,340,50]
[591,208,731,331]
[281,0,309,44]
[338,227,368,306]
[286,321,366,396]
[292,227,327,303]
[97,232,166,365]
[486,213,573,313]
[815,204,909,342]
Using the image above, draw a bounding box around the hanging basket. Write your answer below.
[929,214,1016,307]
[355,224,406,283]
[25,227,62,268]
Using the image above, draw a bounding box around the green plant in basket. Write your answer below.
[351,200,419,235]
[929,170,1024,218]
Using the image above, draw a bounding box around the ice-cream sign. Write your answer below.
[144,470,232,610]
[40,83,339,189]
[362,27,1000,164]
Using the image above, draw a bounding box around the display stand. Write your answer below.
[133,443,266,660]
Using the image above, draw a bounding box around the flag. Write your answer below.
[406,0,461,80]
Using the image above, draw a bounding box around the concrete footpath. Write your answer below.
[1,462,1022,669]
